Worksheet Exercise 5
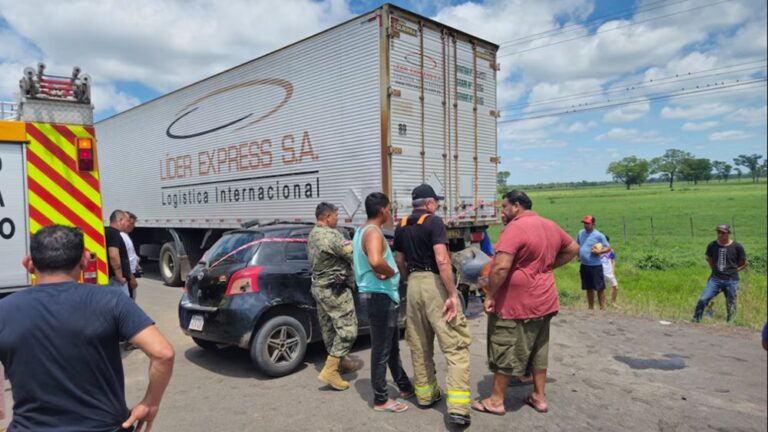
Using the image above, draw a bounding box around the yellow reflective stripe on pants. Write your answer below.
[447,390,471,404]
[415,383,436,396]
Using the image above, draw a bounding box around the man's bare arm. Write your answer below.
[434,243,460,322]
[553,241,579,269]
[108,247,126,282]
[737,259,748,272]
[433,243,458,298]
[488,251,514,298]
[705,257,715,270]
[362,228,395,278]
[395,251,409,281]
[123,326,175,432]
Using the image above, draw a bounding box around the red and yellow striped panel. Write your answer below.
[25,122,108,284]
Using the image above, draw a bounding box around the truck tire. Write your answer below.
[159,242,182,286]
[250,315,307,377]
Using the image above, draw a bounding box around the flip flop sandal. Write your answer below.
[470,399,505,416]
[524,395,549,413]
[374,399,409,413]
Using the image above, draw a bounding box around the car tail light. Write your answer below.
[470,231,485,243]
[77,137,95,171]
[225,266,263,296]
[82,251,98,284]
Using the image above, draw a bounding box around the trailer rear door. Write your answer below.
[387,10,498,225]
[0,142,30,290]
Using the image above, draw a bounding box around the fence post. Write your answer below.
[623,217,628,242]
[732,216,736,237]
[650,216,655,242]
[690,216,694,238]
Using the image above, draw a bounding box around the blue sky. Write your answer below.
[1,0,765,184]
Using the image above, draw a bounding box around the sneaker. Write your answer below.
[448,412,471,426]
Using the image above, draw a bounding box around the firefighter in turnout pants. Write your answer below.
[308,202,361,390]
[394,184,472,426]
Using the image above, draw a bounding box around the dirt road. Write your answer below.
[2,277,766,431]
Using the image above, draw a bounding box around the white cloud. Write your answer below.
[660,103,732,120]
[603,100,650,123]
[505,139,568,150]
[498,116,559,141]
[727,106,768,126]
[595,128,666,143]
[497,80,527,108]
[90,84,141,116]
[709,130,755,141]
[681,121,719,131]
[565,120,598,133]
[0,0,352,97]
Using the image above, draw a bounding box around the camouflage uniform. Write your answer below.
[308,224,357,357]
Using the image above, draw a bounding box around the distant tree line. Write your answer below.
[496,151,766,193]
[606,150,766,190]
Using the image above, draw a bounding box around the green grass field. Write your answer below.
[487,180,768,329]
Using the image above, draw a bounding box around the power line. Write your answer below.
[498,0,733,58]
[499,60,767,112]
[498,0,691,47]
[500,78,765,122]
[498,78,767,124]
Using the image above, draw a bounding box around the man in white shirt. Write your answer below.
[120,212,141,300]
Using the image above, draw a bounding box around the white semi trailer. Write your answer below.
[97,3,500,286]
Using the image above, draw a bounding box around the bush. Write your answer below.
[636,251,674,270]
[748,253,767,273]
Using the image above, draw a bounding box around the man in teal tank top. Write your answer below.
[353,192,413,413]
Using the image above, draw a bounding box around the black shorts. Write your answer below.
[580,265,605,291]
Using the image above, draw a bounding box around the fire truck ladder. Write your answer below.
[19,63,91,104]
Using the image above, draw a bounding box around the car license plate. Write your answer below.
[447,229,464,239]
[188,314,204,331]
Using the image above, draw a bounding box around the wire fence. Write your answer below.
[557,215,767,246]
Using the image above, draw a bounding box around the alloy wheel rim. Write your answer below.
[266,325,300,365]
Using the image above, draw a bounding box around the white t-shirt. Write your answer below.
[120,232,140,273]
[600,251,615,277]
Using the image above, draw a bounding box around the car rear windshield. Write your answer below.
[206,232,264,265]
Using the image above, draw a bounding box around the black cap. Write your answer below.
[716,224,731,233]
[412,184,444,201]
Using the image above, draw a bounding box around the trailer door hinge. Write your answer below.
[490,156,501,164]
[490,110,501,118]
[389,88,401,97]
[389,146,403,155]
[491,62,501,71]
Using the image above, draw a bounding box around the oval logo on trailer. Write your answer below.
[404,51,437,70]
[165,79,294,139]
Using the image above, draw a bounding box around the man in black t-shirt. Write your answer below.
[693,224,748,322]
[0,225,175,431]
[105,210,133,297]
[393,184,472,426]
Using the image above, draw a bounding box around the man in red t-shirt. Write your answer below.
[472,190,578,416]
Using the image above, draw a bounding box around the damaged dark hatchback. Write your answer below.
[179,223,404,377]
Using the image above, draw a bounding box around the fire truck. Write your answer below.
[0,63,107,293]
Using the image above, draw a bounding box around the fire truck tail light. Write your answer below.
[77,137,95,171]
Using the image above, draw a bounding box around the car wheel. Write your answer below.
[250,315,307,377]
[159,242,182,286]
[192,337,220,351]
